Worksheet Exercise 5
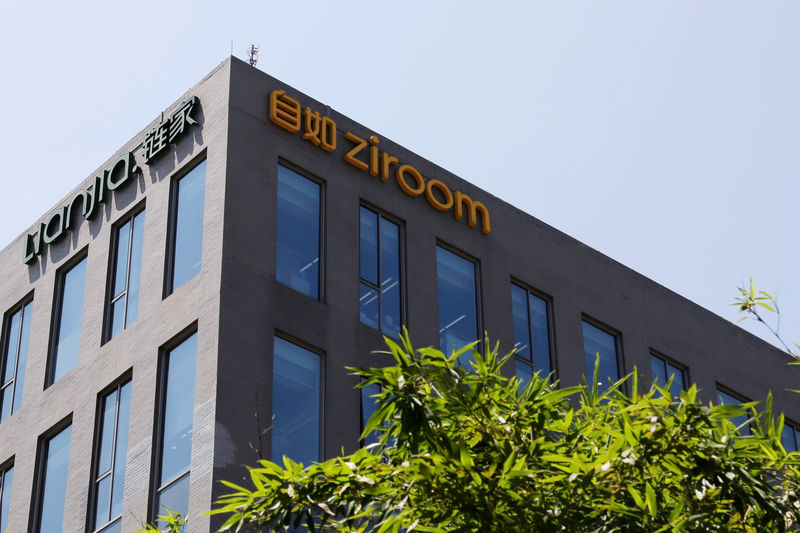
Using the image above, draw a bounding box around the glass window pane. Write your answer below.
[717,389,751,436]
[13,302,32,413]
[666,363,684,399]
[160,334,197,485]
[111,382,131,519]
[52,257,87,382]
[272,337,320,465]
[379,217,401,338]
[276,166,320,299]
[110,299,126,340]
[515,359,533,390]
[0,388,11,422]
[0,466,12,533]
[582,322,618,394]
[510,284,530,362]
[98,518,121,533]
[650,355,666,387]
[98,389,118,474]
[112,219,131,298]
[359,283,379,330]
[782,425,798,452]
[361,382,381,447]
[94,475,111,527]
[529,293,550,375]
[155,472,190,526]
[2,311,20,383]
[359,207,378,285]
[436,247,478,360]
[37,424,72,533]
[126,211,145,326]
[171,161,206,293]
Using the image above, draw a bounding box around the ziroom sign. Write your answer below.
[23,97,199,264]
[268,90,491,235]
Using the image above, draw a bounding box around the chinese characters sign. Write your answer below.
[268,89,491,235]
[143,96,199,163]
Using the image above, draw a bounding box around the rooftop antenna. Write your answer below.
[247,44,259,67]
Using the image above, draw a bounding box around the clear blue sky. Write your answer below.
[0,1,797,350]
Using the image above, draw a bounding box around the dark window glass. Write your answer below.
[34,424,71,533]
[169,161,206,294]
[92,380,131,532]
[649,354,685,399]
[108,210,145,340]
[276,165,321,299]
[782,424,799,452]
[582,322,619,394]
[0,464,12,533]
[360,382,381,448]
[716,388,751,436]
[50,256,87,383]
[1,300,32,421]
[154,334,197,524]
[272,337,321,465]
[436,247,479,363]
[359,207,402,337]
[511,284,551,385]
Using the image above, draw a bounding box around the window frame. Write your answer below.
[270,332,325,464]
[0,293,33,421]
[782,418,800,452]
[46,249,88,387]
[580,316,624,393]
[88,375,132,533]
[715,384,752,435]
[163,155,207,298]
[0,457,13,533]
[435,242,483,358]
[649,350,688,397]
[510,279,556,381]
[30,417,72,533]
[104,202,146,343]
[149,325,198,525]
[275,160,326,301]
[358,203,405,336]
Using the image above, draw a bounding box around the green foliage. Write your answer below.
[137,509,187,532]
[733,278,799,357]
[211,332,800,532]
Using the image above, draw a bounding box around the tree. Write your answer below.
[733,279,799,358]
[202,333,800,532]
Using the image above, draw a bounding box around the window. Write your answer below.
[436,246,479,362]
[33,423,72,533]
[167,160,206,295]
[582,321,620,394]
[511,283,551,385]
[782,421,800,452]
[276,165,321,299]
[649,353,686,399]
[272,337,321,465]
[91,379,132,533]
[49,255,87,384]
[0,462,12,533]
[107,209,145,341]
[153,333,197,525]
[359,206,402,337]
[360,382,381,448]
[1,299,32,421]
[716,388,751,436]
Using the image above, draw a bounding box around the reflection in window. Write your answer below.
[50,256,87,384]
[436,247,479,363]
[276,165,321,299]
[360,382,381,448]
[272,337,321,465]
[34,424,72,533]
[359,207,402,337]
[511,284,551,386]
[582,322,619,394]
[92,380,131,533]
[650,354,686,399]
[107,210,145,340]
[716,388,751,436]
[0,463,12,533]
[154,334,197,526]
[168,160,206,294]
[1,300,32,421]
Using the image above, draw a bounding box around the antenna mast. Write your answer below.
[247,44,259,67]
